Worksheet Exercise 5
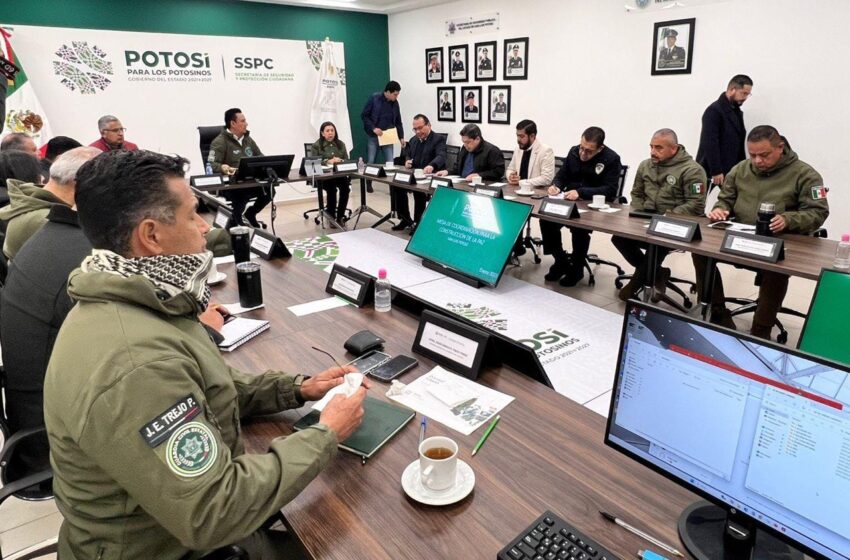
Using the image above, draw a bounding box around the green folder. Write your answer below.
[294,397,415,461]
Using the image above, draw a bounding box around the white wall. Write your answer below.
[389,0,850,236]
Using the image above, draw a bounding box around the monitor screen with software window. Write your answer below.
[605,302,850,560]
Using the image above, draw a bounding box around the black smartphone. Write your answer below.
[368,355,418,381]
[347,350,391,374]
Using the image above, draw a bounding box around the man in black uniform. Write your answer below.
[658,28,686,69]
[541,127,622,287]
[478,48,492,72]
[440,92,452,112]
[696,74,753,187]
[392,114,446,232]
[451,50,465,73]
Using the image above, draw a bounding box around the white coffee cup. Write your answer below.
[471,176,483,186]
[414,168,425,178]
[592,194,606,206]
[419,436,458,491]
[385,162,396,170]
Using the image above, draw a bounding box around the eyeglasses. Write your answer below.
[103,127,127,133]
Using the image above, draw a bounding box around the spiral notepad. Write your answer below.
[217,317,270,352]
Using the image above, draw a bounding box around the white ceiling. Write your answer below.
[241,0,454,15]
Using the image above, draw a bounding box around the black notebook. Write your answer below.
[294,397,415,461]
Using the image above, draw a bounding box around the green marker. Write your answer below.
[471,415,500,457]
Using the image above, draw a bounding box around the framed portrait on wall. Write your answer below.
[488,85,511,124]
[651,18,695,75]
[503,37,528,80]
[461,86,482,123]
[448,44,469,82]
[425,47,444,83]
[437,87,455,122]
[474,40,497,81]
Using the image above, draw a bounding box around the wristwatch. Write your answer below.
[294,374,310,403]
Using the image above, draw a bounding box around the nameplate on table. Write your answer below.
[325,264,373,307]
[474,185,503,198]
[412,310,490,380]
[249,228,291,260]
[538,199,579,219]
[393,171,416,185]
[648,215,701,242]
[363,165,386,177]
[334,162,359,173]
[720,231,785,263]
[190,174,225,189]
[430,177,453,189]
[213,208,233,229]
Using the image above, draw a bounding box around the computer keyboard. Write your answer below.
[497,510,622,560]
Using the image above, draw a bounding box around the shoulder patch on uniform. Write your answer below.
[245,147,254,157]
[595,163,605,175]
[666,175,676,186]
[690,183,704,194]
[811,186,829,199]
[166,422,218,478]
[139,394,201,448]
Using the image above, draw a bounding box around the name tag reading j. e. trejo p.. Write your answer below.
[648,215,701,242]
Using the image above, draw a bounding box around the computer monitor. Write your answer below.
[799,268,850,366]
[606,302,850,560]
[405,187,531,288]
[235,154,294,182]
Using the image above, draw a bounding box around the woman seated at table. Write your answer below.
[311,122,350,225]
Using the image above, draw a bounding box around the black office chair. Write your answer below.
[721,227,827,344]
[301,142,323,224]
[584,165,630,285]
[445,145,460,173]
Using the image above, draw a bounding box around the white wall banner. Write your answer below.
[445,13,500,36]
[0,24,351,173]
[310,39,353,151]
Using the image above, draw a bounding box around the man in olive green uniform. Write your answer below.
[613,128,706,301]
[695,125,829,339]
[209,107,270,228]
[0,147,99,259]
[44,150,367,560]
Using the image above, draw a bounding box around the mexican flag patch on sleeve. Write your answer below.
[811,186,829,200]
[690,183,705,194]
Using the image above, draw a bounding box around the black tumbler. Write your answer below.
[230,226,252,264]
[756,202,776,237]
[236,262,263,308]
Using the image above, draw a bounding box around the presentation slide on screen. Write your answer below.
[406,189,530,285]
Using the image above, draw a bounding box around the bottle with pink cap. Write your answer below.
[834,234,850,270]
[374,268,392,312]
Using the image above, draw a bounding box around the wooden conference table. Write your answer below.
[212,253,700,560]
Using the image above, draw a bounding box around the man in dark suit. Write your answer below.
[440,92,452,112]
[658,28,686,68]
[435,124,504,182]
[478,48,492,71]
[392,114,447,232]
[696,74,753,186]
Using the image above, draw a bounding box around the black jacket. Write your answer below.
[553,145,622,201]
[696,93,746,177]
[360,92,404,138]
[403,132,447,171]
[452,139,505,181]
[0,204,92,469]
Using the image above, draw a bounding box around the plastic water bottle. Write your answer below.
[834,234,850,269]
[374,268,392,312]
[357,156,365,174]
[205,152,215,176]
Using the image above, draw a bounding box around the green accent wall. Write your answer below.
[1,0,389,157]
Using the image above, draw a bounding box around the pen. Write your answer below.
[600,512,684,558]
[471,415,500,457]
[419,417,427,450]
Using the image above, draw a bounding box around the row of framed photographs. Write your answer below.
[436,85,511,125]
[426,37,528,84]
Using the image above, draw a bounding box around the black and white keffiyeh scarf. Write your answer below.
[81,249,213,309]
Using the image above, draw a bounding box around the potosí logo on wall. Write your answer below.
[124,49,212,82]
[53,41,114,94]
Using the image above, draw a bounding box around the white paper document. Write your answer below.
[288,297,351,317]
[389,366,514,435]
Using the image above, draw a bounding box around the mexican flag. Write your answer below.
[1,26,53,146]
